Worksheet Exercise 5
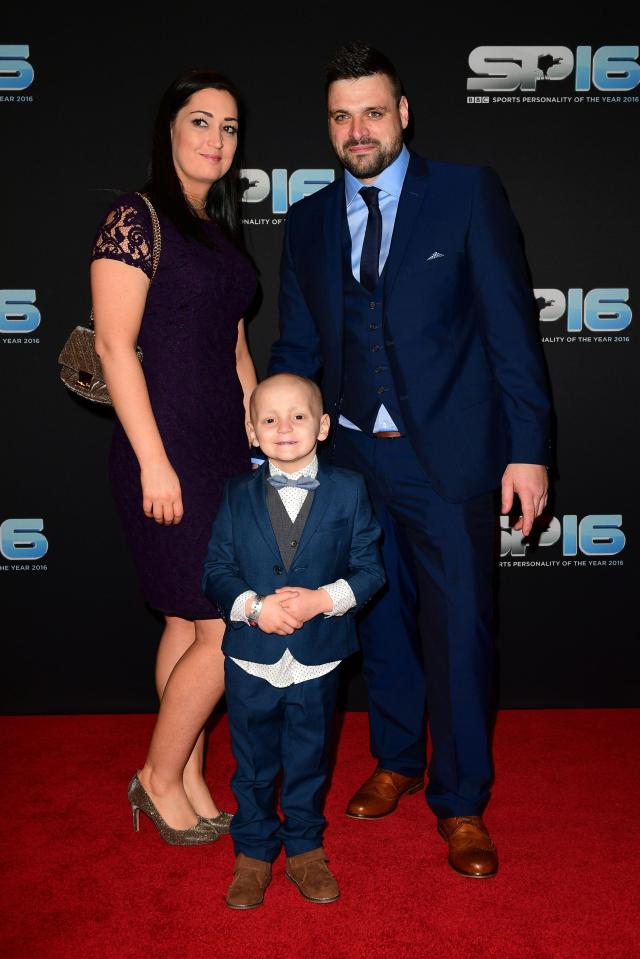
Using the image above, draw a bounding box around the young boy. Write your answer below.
[202,373,385,909]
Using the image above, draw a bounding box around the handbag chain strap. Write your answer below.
[135,191,162,279]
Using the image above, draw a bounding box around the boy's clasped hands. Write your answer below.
[244,587,333,635]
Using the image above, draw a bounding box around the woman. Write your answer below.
[90,69,258,842]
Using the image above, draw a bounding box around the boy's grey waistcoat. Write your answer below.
[265,479,314,572]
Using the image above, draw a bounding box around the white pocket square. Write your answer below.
[426,251,445,260]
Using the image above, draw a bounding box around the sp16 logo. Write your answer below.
[501,514,625,558]
[467,45,640,93]
[0,45,34,91]
[0,519,48,560]
[536,289,631,333]
[1,291,40,334]
[241,169,334,214]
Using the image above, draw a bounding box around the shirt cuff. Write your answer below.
[231,589,257,624]
[319,579,356,617]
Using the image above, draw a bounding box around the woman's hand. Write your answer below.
[140,458,184,524]
[235,318,258,446]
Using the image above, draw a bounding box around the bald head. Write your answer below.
[247,373,330,471]
[249,374,324,425]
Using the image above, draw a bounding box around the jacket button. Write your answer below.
[273,564,283,574]
[289,539,298,548]
[369,301,376,310]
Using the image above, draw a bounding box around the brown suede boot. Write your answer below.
[225,852,272,909]
[285,847,339,902]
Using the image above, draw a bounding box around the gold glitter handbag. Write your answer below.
[58,191,162,406]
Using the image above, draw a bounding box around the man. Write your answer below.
[269,42,552,878]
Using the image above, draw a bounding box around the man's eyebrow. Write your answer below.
[329,105,389,115]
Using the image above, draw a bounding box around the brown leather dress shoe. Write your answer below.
[346,767,424,819]
[285,848,339,902]
[437,816,498,877]
[225,852,272,909]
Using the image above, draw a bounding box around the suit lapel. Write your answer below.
[247,462,282,562]
[383,151,432,301]
[290,460,336,564]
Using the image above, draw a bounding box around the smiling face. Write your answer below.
[327,73,409,183]
[169,87,239,203]
[248,375,330,473]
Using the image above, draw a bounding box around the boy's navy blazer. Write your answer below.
[269,150,553,503]
[201,459,386,666]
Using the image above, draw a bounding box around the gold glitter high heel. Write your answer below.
[199,810,234,835]
[128,772,219,845]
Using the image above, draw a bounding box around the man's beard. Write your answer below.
[338,129,404,179]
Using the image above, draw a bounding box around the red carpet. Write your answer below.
[1,710,638,959]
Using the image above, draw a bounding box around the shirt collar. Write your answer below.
[345,143,410,209]
[268,453,318,480]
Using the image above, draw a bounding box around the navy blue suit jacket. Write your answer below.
[269,151,553,502]
[201,459,386,665]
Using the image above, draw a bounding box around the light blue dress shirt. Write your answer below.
[339,143,410,434]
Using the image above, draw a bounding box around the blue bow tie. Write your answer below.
[266,474,320,491]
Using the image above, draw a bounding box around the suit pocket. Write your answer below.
[421,251,465,270]
[406,251,465,275]
[313,520,349,556]
[317,519,349,531]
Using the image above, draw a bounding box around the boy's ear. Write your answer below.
[247,421,260,447]
[318,412,331,439]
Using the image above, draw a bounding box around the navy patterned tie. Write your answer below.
[359,186,382,290]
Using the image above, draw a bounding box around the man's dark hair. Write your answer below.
[325,41,403,102]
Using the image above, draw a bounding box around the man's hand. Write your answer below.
[275,586,333,624]
[501,463,549,537]
[247,591,303,635]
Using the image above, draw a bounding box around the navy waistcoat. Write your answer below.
[339,206,407,434]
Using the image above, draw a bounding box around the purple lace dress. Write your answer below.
[90,191,257,619]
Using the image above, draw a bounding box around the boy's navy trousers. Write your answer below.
[224,656,341,862]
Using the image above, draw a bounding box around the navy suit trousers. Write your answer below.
[224,657,341,862]
[329,425,498,817]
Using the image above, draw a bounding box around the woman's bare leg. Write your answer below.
[178,620,225,818]
[153,616,225,818]
[137,616,226,829]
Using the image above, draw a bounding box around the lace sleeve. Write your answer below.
[89,193,154,280]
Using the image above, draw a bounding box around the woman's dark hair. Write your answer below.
[141,69,245,250]
[325,41,403,103]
